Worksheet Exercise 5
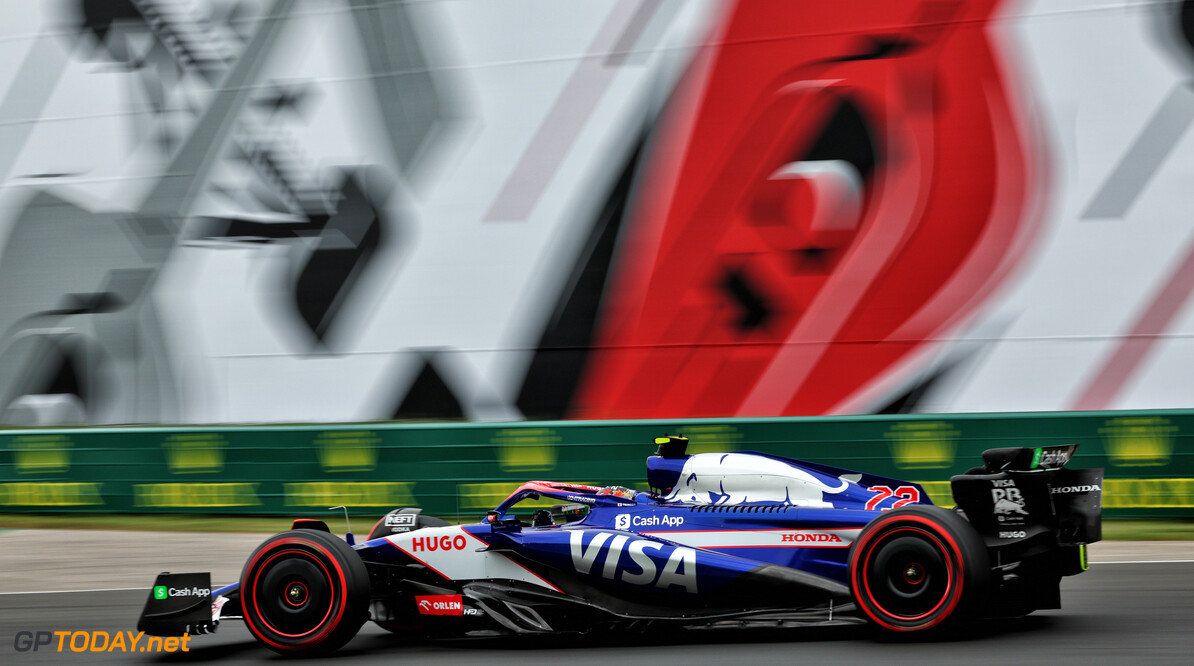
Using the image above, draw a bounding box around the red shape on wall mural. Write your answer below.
[575,0,1045,418]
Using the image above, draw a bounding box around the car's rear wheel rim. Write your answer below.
[861,528,954,621]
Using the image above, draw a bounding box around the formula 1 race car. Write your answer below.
[138,435,1102,655]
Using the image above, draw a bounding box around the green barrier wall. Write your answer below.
[1,411,1191,518]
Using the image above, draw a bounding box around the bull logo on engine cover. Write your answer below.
[991,479,1028,519]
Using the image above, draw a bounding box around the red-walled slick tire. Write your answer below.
[849,505,989,633]
[240,529,370,655]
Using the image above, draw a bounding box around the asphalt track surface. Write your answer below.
[2,560,1192,665]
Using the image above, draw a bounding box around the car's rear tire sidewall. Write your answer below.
[849,505,988,634]
[240,529,370,655]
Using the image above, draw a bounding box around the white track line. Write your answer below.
[1092,559,1194,565]
[0,587,149,595]
[0,585,235,596]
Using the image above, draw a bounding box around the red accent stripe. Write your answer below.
[1073,237,1194,410]
[391,527,564,594]
[459,525,490,545]
[389,541,453,581]
[463,525,563,594]
[497,553,565,594]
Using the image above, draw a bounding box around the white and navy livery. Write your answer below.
[137,436,1102,655]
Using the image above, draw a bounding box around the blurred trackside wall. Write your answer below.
[0,410,1190,518]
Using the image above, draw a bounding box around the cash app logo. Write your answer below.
[154,586,167,600]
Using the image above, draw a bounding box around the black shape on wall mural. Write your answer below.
[201,170,389,346]
[801,95,876,177]
[515,134,648,420]
[720,267,774,333]
[392,355,464,421]
[1181,1,1194,56]
[874,363,956,415]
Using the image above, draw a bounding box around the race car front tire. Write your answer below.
[240,529,370,655]
[849,505,989,633]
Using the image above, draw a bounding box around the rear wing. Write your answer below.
[950,444,1102,545]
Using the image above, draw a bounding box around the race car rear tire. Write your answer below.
[240,529,370,655]
[849,505,989,633]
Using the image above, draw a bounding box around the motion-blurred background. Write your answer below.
[0,0,1191,518]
